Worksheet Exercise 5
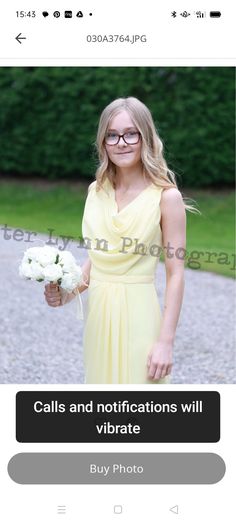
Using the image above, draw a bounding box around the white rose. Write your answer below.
[24,247,43,262]
[62,261,76,274]
[23,246,60,267]
[29,261,45,281]
[60,267,83,292]
[37,246,60,267]
[58,251,76,267]
[60,273,76,292]
[19,260,45,281]
[19,260,33,279]
[43,263,63,282]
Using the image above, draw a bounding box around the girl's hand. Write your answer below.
[44,283,61,307]
[147,340,173,380]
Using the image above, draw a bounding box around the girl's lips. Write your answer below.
[116,151,132,155]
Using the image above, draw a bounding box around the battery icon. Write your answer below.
[210,11,221,17]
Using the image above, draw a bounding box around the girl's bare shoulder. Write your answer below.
[161,187,183,204]
[160,188,185,219]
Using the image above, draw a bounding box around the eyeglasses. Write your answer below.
[104,131,141,146]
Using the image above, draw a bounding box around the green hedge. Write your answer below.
[0,67,234,187]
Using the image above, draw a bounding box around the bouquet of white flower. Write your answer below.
[19,245,85,319]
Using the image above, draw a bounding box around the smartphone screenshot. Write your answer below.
[0,1,235,522]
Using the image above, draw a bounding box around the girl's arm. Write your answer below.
[147,187,186,380]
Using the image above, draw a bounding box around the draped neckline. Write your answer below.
[108,178,154,215]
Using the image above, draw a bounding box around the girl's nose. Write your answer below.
[117,136,127,146]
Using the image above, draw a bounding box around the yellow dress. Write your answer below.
[82,178,171,384]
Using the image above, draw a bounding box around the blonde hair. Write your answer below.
[93,97,198,212]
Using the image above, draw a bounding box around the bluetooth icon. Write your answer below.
[171,11,177,18]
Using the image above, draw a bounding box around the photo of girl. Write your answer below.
[45,97,187,384]
[0,67,234,385]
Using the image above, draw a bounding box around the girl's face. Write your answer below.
[104,110,142,169]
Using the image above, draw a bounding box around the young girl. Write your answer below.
[45,97,186,384]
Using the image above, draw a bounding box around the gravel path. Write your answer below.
[0,226,235,384]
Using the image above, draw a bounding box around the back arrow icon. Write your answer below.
[170,505,179,514]
[15,33,27,44]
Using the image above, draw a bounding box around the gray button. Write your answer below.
[8,453,225,484]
